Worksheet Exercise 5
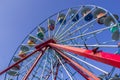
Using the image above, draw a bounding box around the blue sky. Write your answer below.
[0,0,120,79]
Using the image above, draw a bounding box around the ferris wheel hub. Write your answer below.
[35,39,56,50]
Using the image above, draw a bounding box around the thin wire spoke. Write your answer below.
[30,52,48,80]
[58,26,111,43]
[54,51,73,80]
[102,40,115,44]
[44,62,57,80]
[20,53,41,79]
[55,6,84,39]
[55,7,96,40]
[48,19,51,39]
[10,53,38,79]
[67,44,118,48]
[73,24,94,48]
[58,18,97,41]
[29,34,44,42]
[40,55,48,80]
[107,67,116,79]
[63,51,109,74]
[61,34,94,74]
[54,8,71,37]
[82,25,91,34]
[19,58,36,74]
[85,31,101,42]
[63,29,94,74]
[50,59,54,80]
[65,64,77,80]
[90,24,100,44]
[31,63,43,80]
[58,10,107,41]
[52,13,60,38]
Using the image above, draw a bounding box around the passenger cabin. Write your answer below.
[48,19,55,31]
[81,6,93,21]
[58,13,66,25]
[69,9,79,22]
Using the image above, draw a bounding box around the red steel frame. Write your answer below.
[54,63,60,80]
[49,43,120,68]
[22,47,47,80]
[1,39,120,80]
[54,49,100,80]
[0,49,39,75]
[0,39,52,75]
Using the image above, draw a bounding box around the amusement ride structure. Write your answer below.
[0,5,120,80]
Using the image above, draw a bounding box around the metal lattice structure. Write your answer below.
[0,5,120,80]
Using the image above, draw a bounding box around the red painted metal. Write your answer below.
[54,63,60,80]
[65,60,90,80]
[35,39,55,49]
[22,47,47,80]
[0,49,38,75]
[49,43,120,68]
[0,40,53,75]
[55,49,100,80]
[68,61,91,80]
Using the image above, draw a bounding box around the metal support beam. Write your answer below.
[0,39,53,75]
[65,59,90,80]
[35,39,55,49]
[22,47,47,80]
[49,43,120,68]
[54,49,100,80]
[0,49,38,75]
[54,63,60,80]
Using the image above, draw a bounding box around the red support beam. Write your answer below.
[0,49,38,75]
[22,47,47,80]
[54,63,60,80]
[65,60,90,80]
[0,40,52,75]
[35,39,55,49]
[49,43,120,68]
[55,49,100,80]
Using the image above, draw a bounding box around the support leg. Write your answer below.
[22,47,47,80]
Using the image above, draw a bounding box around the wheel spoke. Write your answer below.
[54,8,71,37]
[54,51,73,80]
[52,13,59,38]
[56,7,96,40]
[50,59,54,80]
[48,19,51,39]
[40,55,48,79]
[29,34,44,42]
[67,44,118,48]
[58,12,107,41]
[55,6,84,39]
[63,51,109,74]
[10,56,37,79]
[58,26,111,43]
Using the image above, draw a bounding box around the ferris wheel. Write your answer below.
[1,5,120,80]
